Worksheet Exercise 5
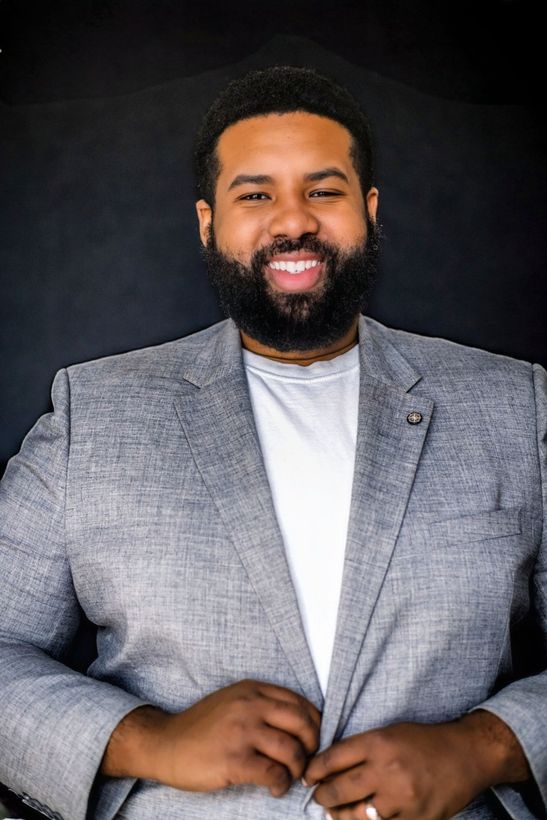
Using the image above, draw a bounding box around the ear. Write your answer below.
[366,187,379,222]
[195,199,213,247]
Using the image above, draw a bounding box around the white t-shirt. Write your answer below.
[242,344,360,695]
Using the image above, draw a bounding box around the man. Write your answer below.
[0,66,545,820]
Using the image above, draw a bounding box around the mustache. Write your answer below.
[252,236,345,268]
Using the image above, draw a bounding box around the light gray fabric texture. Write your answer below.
[0,314,545,820]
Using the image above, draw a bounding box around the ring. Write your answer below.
[365,804,382,820]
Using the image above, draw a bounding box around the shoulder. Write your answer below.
[363,315,537,387]
[360,315,547,417]
[63,319,230,391]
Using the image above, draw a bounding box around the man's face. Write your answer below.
[196,111,379,351]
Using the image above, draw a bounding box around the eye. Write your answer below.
[309,190,342,197]
[239,192,270,201]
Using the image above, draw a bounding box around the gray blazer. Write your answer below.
[0,315,545,820]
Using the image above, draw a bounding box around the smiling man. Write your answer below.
[197,109,378,362]
[0,67,546,820]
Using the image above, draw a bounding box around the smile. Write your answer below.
[265,256,325,292]
[268,259,322,275]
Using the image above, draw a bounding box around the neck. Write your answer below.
[240,317,360,366]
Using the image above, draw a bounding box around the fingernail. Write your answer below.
[301,776,309,787]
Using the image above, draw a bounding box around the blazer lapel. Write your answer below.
[173,320,323,707]
[172,315,433,747]
[319,316,434,748]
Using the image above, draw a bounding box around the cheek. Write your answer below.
[323,208,367,243]
[214,213,264,259]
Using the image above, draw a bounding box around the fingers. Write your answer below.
[254,680,322,731]
[261,695,320,755]
[211,679,322,796]
[370,797,400,820]
[324,799,399,820]
[254,724,310,784]
[312,770,402,819]
[326,801,368,820]
[312,763,374,809]
[236,751,292,797]
[305,734,366,784]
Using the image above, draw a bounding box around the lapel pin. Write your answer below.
[407,411,423,424]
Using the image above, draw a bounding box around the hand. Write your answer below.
[102,678,321,798]
[303,712,529,820]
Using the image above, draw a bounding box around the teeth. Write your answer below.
[268,259,321,274]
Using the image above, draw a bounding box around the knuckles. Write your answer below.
[225,714,253,740]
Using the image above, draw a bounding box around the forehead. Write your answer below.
[216,112,355,179]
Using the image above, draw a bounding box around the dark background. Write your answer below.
[0,1,545,814]
[1,0,546,481]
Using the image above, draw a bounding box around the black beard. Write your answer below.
[202,220,380,352]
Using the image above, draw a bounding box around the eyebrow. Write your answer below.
[305,167,349,184]
[227,166,350,191]
[228,174,273,191]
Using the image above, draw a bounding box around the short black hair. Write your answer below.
[193,65,376,207]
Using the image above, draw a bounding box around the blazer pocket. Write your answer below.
[427,506,522,546]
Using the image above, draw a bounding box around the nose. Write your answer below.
[268,195,320,239]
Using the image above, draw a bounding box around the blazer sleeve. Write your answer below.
[470,362,547,819]
[0,369,150,820]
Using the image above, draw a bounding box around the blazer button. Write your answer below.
[407,411,423,424]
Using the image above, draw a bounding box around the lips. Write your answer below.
[266,254,324,292]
